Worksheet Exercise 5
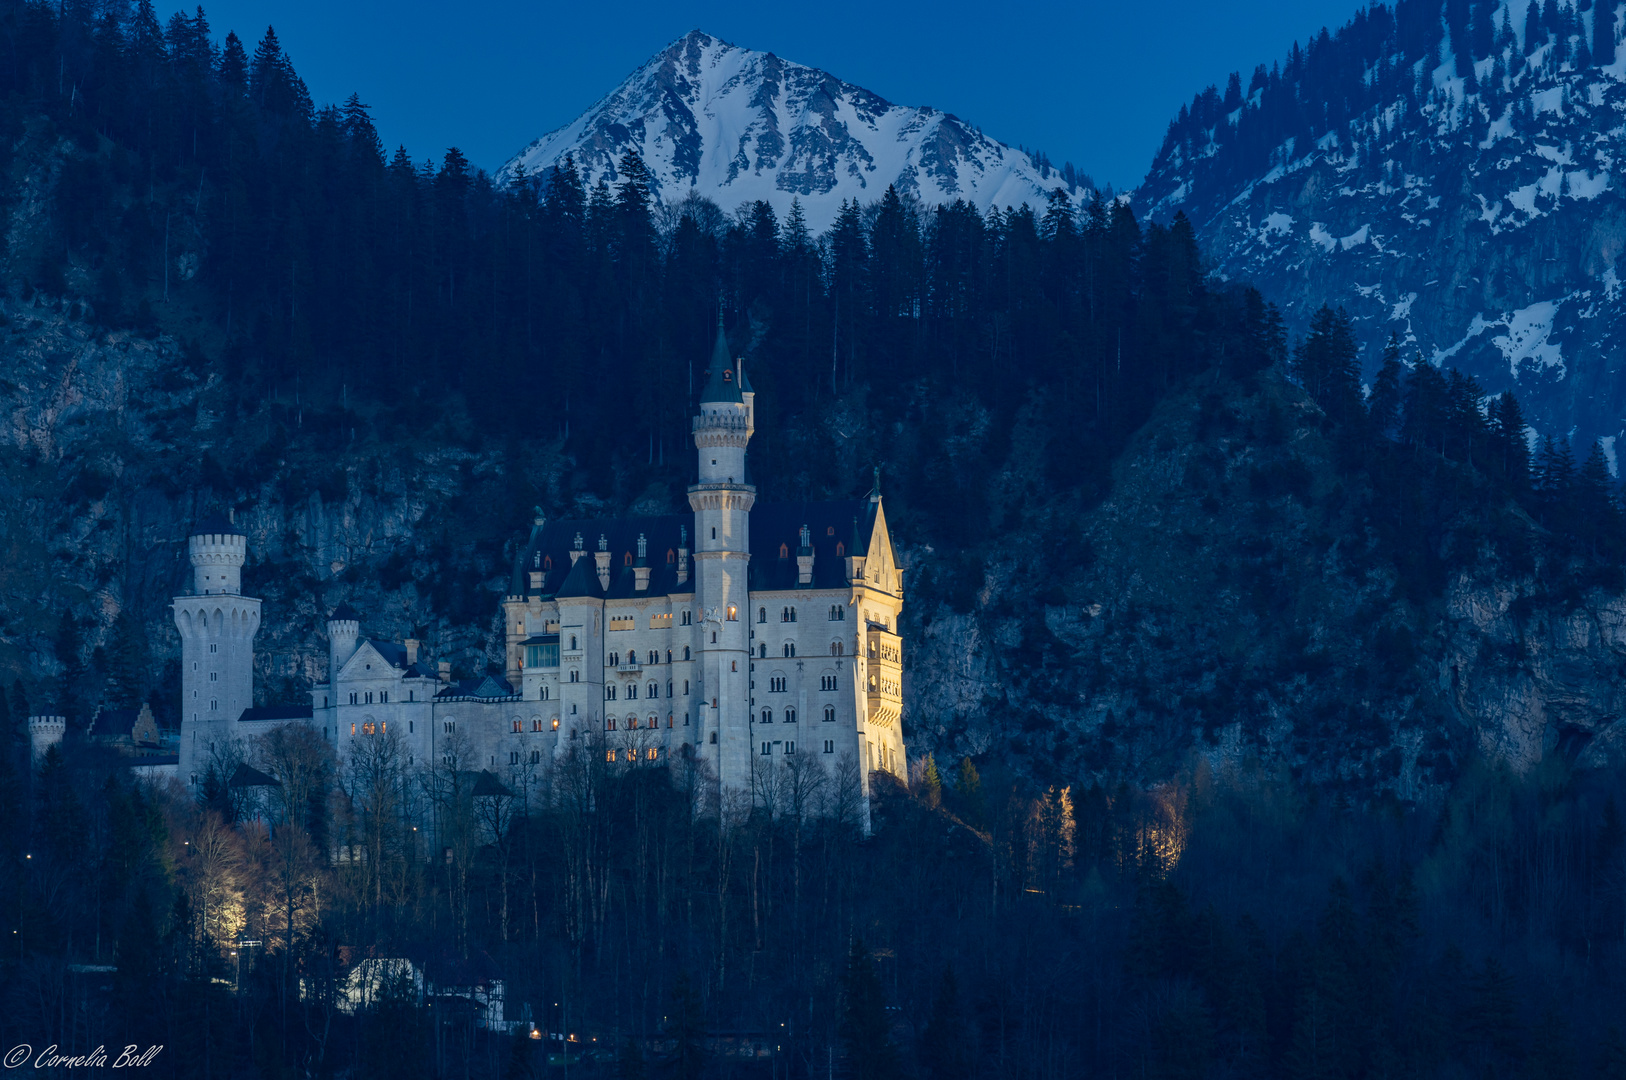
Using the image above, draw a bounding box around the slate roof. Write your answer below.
[700,322,743,404]
[238,705,315,723]
[434,675,516,700]
[329,602,360,622]
[509,499,877,601]
[228,762,281,788]
[365,639,408,669]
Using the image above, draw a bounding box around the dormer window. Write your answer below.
[836,542,845,556]
[667,549,675,564]
[723,371,733,383]
[624,552,633,566]
[779,544,789,558]
[544,556,552,570]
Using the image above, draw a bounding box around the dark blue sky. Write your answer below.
[193,0,1361,191]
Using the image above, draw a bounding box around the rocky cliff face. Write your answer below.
[1137,1,1626,458]
[904,368,1626,794]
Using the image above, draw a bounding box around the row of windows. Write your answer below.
[606,648,693,666]
[606,714,678,730]
[510,750,543,764]
[605,680,690,700]
[513,718,562,732]
[607,748,661,762]
[348,690,395,705]
[351,721,387,736]
[761,741,797,754]
[604,611,693,631]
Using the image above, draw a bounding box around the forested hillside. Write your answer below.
[4,1,1626,1076]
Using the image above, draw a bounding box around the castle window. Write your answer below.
[759,607,767,623]
[365,692,373,704]
[821,675,838,691]
[667,549,675,564]
[712,528,716,540]
[836,542,845,556]
[779,544,789,559]
[824,740,834,753]
[759,644,767,658]
[570,636,578,650]
[540,685,550,700]
[363,721,376,736]
[209,643,218,654]
[683,646,691,660]
[409,721,414,733]
[609,652,619,666]
[552,717,560,730]
[785,742,795,754]
[210,699,218,710]
[667,714,674,728]
[607,749,617,762]
[731,661,738,672]
[381,691,388,703]
[833,641,844,656]
[628,684,638,700]
[570,669,579,682]
[785,708,797,723]
[606,685,617,701]
[666,649,673,663]
[761,742,770,755]
[210,672,218,682]
[409,691,414,702]
[445,721,455,733]
[726,605,737,621]
[607,717,616,731]
[532,718,542,731]
[323,696,328,708]
[192,662,198,671]
[682,611,691,626]
[827,526,835,536]
[624,552,633,566]
[824,705,835,722]
[761,708,772,724]
[649,681,659,698]
[511,751,520,765]
[770,676,786,693]
[544,556,552,571]
[352,723,357,735]
[531,750,541,763]
[648,650,658,665]
[710,731,717,744]
[684,680,689,694]
[647,747,659,761]
[513,720,522,733]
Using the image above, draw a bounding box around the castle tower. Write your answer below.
[327,604,360,683]
[174,513,261,787]
[28,715,65,766]
[690,321,756,795]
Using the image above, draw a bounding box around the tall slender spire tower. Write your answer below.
[690,321,755,797]
[173,513,261,788]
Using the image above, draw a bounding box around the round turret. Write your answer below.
[189,513,247,595]
[29,714,66,764]
[328,603,361,679]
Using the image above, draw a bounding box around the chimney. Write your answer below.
[797,524,814,586]
[404,639,420,666]
[633,533,650,592]
[529,570,544,591]
[438,660,451,683]
[569,532,585,565]
[676,525,689,586]
[594,534,611,592]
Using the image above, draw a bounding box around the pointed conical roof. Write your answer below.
[701,317,743,404]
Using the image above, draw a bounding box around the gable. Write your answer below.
[339,640,403,681]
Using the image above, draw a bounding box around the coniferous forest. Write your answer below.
[3,2,1626,1078]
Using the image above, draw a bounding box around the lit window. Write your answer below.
[607,750,617,762]
[647,748,658,760]
[727,605,737,621]
[552,718,560,730]
[607,717,617,731]
[513,720,522,733]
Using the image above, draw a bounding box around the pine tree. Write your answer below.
[840,940,898,1080]
[1368,334,1405,439]
[1577,440,1620,557]
[1598,0,1618,65]
[1527,0,1546,54]
[918,753,941,808]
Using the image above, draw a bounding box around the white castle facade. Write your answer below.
[174,331,906,819]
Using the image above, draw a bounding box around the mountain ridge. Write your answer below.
[499,29,1089,231]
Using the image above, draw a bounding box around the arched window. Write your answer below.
[570,635,578,650]
[624,551,633,566]
[666,648,673,663]
[512,719,522,732]
[683,646,691,660]
[666,680,673,697]
[832,641,843,656]
[785,708,796,723]
[824,705,835,722]
[827,526,835,536]
[759,643,767,658]
[727,605,737,621]
[609,652,619,667]
[758,607,767,623]
[648,681,658,698]
[606,685,617,700]
[790,607,797,622]
[570,669,579,682]
[607,717,616,730]
[667,549,676,564]
[628,683,638,700]
[544,555,553,571]
[648,650,658,664]
[779,543,789,559]
[760,708,772,724]
[783,643,796,658]
[836,542,845,556]
[781,607,790,622]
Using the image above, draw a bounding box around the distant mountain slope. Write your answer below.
[1137,0,1626,460]
[499,30,1087,231]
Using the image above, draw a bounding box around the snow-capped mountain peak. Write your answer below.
[500,30,1085,232]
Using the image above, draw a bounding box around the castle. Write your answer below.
[174,328,906,819]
